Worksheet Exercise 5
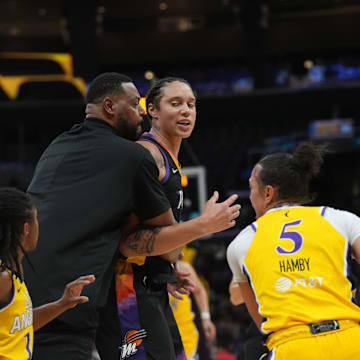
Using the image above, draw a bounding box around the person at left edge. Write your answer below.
[0,187,95,360]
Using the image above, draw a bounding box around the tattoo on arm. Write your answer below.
[151,151,165,171]
[126,226,162,254]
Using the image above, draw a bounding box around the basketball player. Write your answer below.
[227,142,360,359]
[0,187,94,360]
[116,77,198,360]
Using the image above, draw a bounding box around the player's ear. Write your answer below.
[148,103,158,119]
[265,185,276,205]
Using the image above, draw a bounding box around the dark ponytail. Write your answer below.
[0,187,35,277]
[257,142,329,204]
[292,142,326,178]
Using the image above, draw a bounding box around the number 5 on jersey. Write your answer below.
[276,219,304,255]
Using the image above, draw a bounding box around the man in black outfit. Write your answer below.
[24,72,240,360]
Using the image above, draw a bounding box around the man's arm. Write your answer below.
[119,191,240,257]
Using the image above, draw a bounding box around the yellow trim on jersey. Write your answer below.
[0,271,33,360]
[126,256,146,266]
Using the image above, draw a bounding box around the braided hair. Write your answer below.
[257,142,329,204]
[0,187,35,278]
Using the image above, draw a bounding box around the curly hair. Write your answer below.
[0,187,35,277]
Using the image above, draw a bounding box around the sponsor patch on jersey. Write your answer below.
[274,277,292,293]
[275,276,324,293]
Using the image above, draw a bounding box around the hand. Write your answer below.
[202,318,216,341]
[199,192,240,234]
[59,275,95,310]
[167,262,195,300]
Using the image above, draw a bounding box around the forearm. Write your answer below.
[239,282,263,330]
[120,218,208,257]
[193,286,210,313]
[160,247,183,263]
[33,301,67,331]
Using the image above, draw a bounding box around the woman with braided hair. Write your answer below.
[227,142,360,360]
[0,187,95,360]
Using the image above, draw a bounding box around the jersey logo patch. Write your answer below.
[171,168,179,174]
[120,329,147,358]
[275,276,324,293]
[275,277,292,293]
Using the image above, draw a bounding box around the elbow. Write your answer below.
[119,243,133,258]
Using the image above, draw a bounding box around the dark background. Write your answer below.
[1,1,360,356]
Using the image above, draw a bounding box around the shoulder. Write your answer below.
[320,206,359,223]
[137,140,165,174]
[227,224,257,260]
[137,140,162,160]
[0,271,13,308]
[227,224,256,282]
[320,206,360,245]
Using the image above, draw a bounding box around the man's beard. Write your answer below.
[117,118,143,141]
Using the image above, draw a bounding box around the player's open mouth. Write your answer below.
[177,121,191,126]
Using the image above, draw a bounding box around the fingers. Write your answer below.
[68,280,94,289]
[77,296,89,303]
[76,275,96,282]
[175,270,191,277]
[67,275,95,287]
[72,296,89,305]
[176,287,190,295]
[229,220,236,228]
[208,191,219,203]
[171,292,183,300]
[68,275,95,286]
[230,205,241,219]
[223,193,238,206]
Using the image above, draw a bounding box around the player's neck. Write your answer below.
[150,129,181,159]
[269,201,299,211]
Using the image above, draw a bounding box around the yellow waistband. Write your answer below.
[266,320,359,350]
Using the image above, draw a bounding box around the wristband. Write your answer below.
[201,311,211,320]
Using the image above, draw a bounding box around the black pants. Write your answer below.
[131,272,185,360]
[244,322,268,360]
[33,279,122,360]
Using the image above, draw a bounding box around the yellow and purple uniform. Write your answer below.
[170,293,199,359]
[0,270,33,360]
[227,205,360,360]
